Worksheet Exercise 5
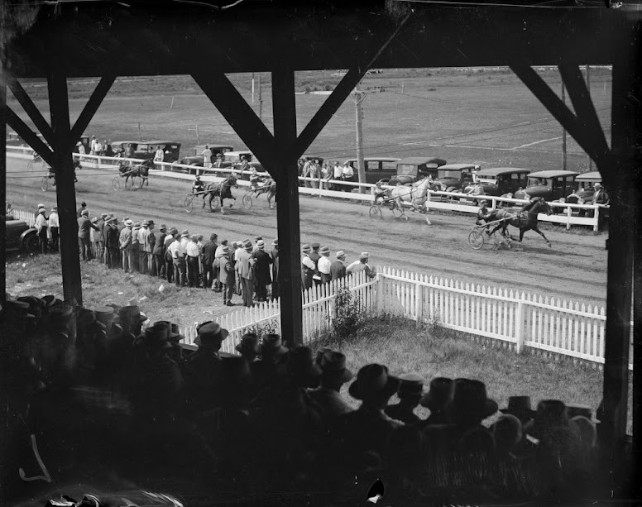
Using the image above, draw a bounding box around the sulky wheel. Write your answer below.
[40,177,49,192]
[369,205,383,220]
[209,195,221,212]
[242,193,253,209]
[468,229,485,250]
[112,177,121,191]
[184,195,195,213]
[391,202,404,219]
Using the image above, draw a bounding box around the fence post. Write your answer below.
[376,273,384,315]
[515,292,525,353]
[566,205,572,230]
[593,205,600,233]
[415,280,423,329]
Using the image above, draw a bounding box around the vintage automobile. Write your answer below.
[134,141,181,163]
[567,171,602,204]
[5,214,39,254]
[432,163,479,192]
[179,144,234,167]
[387,157,447,186]
[341,157,400,185]
[110,140,139,157]
[514,170,579,201]
[472,167,531,196]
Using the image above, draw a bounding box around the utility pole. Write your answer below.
[258,73,263,121]
[354,87,367,194]
[561,81,567,171]
[586,65,593,170]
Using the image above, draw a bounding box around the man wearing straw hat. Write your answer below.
[48,206,60,252]
[346,252,376,279]
[317,246,332,284]
[236,239,255,307]
[35,206,48,254]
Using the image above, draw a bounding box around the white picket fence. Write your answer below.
[178,270,378,352]
[376,266,631,369]
[8,208,36,226]
[6,146,604,229]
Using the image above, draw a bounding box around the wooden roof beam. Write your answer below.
[5,74,56,148]
[5,107,55,168]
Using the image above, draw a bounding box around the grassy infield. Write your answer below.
[8,251,620,424]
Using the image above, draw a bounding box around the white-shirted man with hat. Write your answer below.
[301,244,315,290]
[346,252,376,279]
[48,206,60,252]
[119,219,134,272]
[35,206,48,254]
[317,246,332,284]
[235,239,255,307]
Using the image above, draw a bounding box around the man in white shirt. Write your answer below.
[201,145,213,168]
[35,207,48,254]
[186,235,201,287]
[301,244,315,290]
[48,206,60,251]
[346,252,376,279]
[342,162,354,182]
[317,246,332,284]
[169,231,187,287]
[154,147,165,165]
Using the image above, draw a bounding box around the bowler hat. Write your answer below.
[420,377,454,410]
[318,350,353,383]
[197,321,229,343]
[260,333,289,357]
[349,364,400,401]
[501,396,536,423]
[449,378,498,422]
[236,332,260,356]
[397,373,425,397]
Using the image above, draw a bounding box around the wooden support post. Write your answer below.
[272,66,303,347]
[48,72,83,306]
[600,21,639,498]
[0,60,6,307]
[515,294,525,353]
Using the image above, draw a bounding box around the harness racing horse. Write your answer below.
[390,177,434,225]
[252,177,277,209]
[203,174,238,213]
[118,158,152,187]
[493,197,553,247]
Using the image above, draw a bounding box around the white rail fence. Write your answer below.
[8,208,36,226]
[6,146,603,229]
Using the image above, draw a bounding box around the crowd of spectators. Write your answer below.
[31,202,377,308]
[1,291,609,504]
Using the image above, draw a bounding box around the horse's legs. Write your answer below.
[532,225,552,247]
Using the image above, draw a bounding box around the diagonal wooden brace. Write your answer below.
[6,107,55,167]
[68,73,117,150]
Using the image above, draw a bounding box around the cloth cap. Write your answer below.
[359,252,369,259]
[336,250,345,258]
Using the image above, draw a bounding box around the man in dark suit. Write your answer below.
[201,233,218,288]
[330,250,347,281]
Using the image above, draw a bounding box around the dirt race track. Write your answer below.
[6,157,608,307]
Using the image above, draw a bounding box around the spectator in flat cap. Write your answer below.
[346,252,376,279]
[184,321,229,412]
[308,350,354,421]
[385,373,425,425]
[301,244,315,290]
[252,239,272,302]
[330,250,347,281]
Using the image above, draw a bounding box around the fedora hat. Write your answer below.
[196,321,228,345]
[141,220,149,226]
[359,252,369,260]
[124,219,133,227]
[286,346,322,387]
[243,239,252,251]
[349,364,400,401]
[301,244,311,254]
[257,240,265,249]
[501,396,536,423]
[320,246,330,255]
[155,320,184,342]
[527,399,569,438]
[450,378,498,422]
[143,321,173,349]
[318,350,353,383]
[181,229,189,237]
[159,224,167,231]
[397,373,425,398]
[420,377,454,410]
[236,332,260,356]
[260,333,289,357]
[336,250,346,259]
[118,305,146,324]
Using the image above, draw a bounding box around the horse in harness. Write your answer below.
[250,173,277,209]
[202,174,238,213]
[46,160,82,185]
[389,176,435,225]
[118,158,152,187]
[491,197,553,247]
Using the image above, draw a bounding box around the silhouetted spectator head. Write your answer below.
[493,414,523,455]
[285,346,322,388]
[118,305,147,335]
[218,356,252,407]
[141,321,174,352]
[349,364,400,408]
[195,321,229,351]
[316,349,353,391]
[210,233,218,242]
[525,399,569,439]
[396,373,425,408]
[500,396,536,426]
[570,416,597,449]
[236,333,260,362]
[420,377,454,413]
[448,378,498,427]
[259,333,289,362]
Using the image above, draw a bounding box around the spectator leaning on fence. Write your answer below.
[346,252,376,278]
